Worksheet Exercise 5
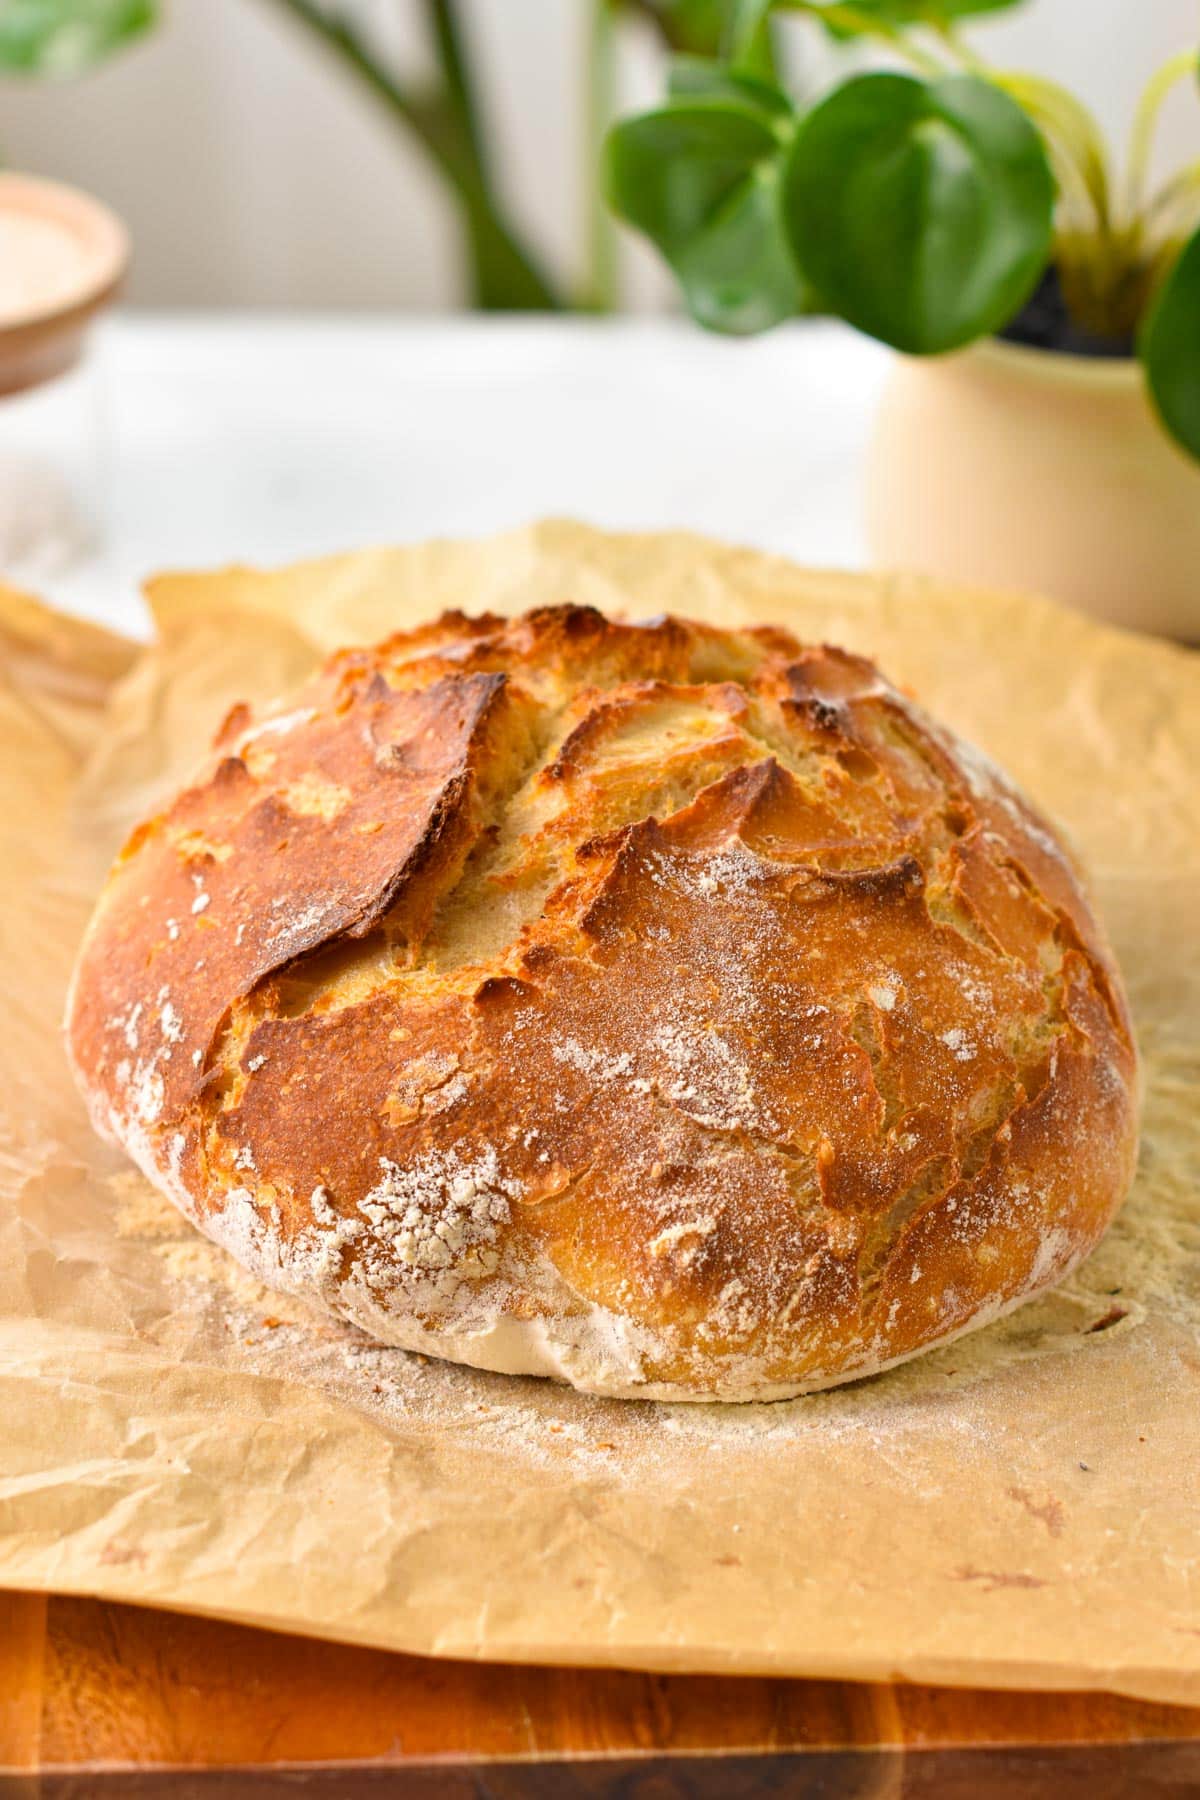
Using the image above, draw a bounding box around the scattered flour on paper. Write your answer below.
[109,1085,1184,1481]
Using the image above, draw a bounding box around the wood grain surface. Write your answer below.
[3,1591,1200,1797]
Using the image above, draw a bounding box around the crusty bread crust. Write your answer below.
[66,606,1139,1400]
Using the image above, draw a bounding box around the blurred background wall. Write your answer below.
[2,0,1198,311]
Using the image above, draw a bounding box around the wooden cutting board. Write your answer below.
[2,1590,1199,1796]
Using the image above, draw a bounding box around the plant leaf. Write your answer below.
[724,0,775,67]
[631,0,729,57]
[0,0,157,75]
[605,98,799,332]
[780,71,1054,353]
[818,0,1025,34]
[674,161,802,330]
[1140,225,1200,462]
[667,54,792,121]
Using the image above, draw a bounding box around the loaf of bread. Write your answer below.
[67,605,1138,1401]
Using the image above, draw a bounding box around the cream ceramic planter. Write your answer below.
[866,338,1200,641]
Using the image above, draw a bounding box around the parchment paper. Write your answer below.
[1,521,1198,1703]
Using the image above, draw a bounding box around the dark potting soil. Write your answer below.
[1000,265,1135,360]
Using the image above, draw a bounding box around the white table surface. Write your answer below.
[15,314,892,638]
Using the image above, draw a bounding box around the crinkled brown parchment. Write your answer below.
[1,522,1197,1702]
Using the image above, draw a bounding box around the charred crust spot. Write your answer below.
[804,697,844,734]
[687,757,777,808]
[557,605,609,638]
[812,853,925,900]
[473,974,535,1008]
[1085,1303,1128,1334]
[212,756,249,791]
[431,608,506,637]
[574,821,644,864]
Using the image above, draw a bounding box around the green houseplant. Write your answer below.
[605,2,1200,636]
[0,0,741,312]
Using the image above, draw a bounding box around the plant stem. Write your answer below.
[931,20,988,76]
[1142,157,1200,260]
[1125,46,1197,222]
[996,72,1115,231]
[258,0,562,309]
[990,70,1138,336]
[426,0,484,169]
[582,0,619,311]
[621,0,720,56]
[782,1,945,74]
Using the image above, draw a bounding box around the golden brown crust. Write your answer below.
[66,605,1139,1400]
